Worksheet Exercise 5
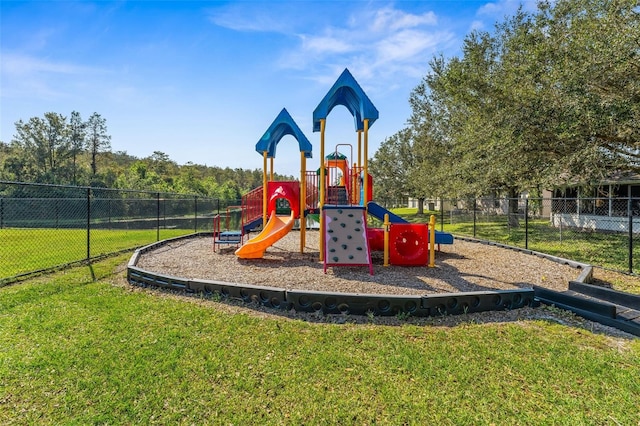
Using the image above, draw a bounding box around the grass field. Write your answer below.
[0,255,638,424]
[0,228,193,280]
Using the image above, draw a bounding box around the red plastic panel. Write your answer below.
[267,181,300,217]
[389,223,429,266]
[367,227,384,252]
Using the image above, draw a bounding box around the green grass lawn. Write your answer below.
[0,228,194,280]
[1,255,639,424]
[450,220,640,273]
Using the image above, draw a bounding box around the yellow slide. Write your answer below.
[235,211,295,259]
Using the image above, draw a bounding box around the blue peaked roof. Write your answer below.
[312,68,379,132]
[255,108,313,159]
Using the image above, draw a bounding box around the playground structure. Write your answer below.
[213,68,454,271]
[128,69,640,335]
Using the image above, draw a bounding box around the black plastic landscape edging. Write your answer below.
[569,281,640,310]
[533,287,640,337]
[126,233,572,318]
[127,233,640,336]
[533,286,617,318]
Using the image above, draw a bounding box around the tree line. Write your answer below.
[370,0,639,212]
[1,111,291,200]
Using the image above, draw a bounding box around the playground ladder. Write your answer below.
[326,185,348,205]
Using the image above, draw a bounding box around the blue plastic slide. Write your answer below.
[367,201,454,245]
[367,201,408,224]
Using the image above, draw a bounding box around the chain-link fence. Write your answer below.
[5,182,640,282]
[423,196,640,274]
[0,181,239,283]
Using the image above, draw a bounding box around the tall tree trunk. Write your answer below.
[508,188,520,228]
[91,148,97,176]
[417,197,425,215]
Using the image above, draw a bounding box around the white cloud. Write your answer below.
[370,6,437,32]
[477,0,538,17]
[0,51,121,103]
[21,27,60,51]
[376,29,441,62]
[1,52,92,76]
[292,5,452,89]
[208,10,285,33]
[206,2,313,34]
[205,3,456,97]
[1,52,97,99]
[470,20,486,31]
[299,34,355,55]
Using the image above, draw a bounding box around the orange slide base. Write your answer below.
[235,211,295,259]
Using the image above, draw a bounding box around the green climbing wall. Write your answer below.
[323,206,373,274]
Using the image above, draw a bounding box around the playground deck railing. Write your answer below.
[241,186,263,229]
[305,166,366,208]
[305,172,319,210]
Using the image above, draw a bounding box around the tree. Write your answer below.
[216,180,242,201]
[408,80,461,202]
[406,0,639,215]
[86,112,111,178]
[369,129,414,208]
[10,112,71,183]
[532,0,640,180]
[1,148,28,182]
[69,111,86,185]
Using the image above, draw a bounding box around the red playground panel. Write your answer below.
[388,223,429,266]
[366,227,384,252]
[267,181,300,217]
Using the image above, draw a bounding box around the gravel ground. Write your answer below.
[136,230,578,295]
[131,231,638,340]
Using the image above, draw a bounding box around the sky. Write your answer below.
[1,0,539,177]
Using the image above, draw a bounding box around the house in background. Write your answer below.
[547,172,640,232]
[407,195,529,215]
[407,198,458,212]
[407,172,640,233]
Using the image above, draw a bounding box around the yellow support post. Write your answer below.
[262,151,268,228]
[357,130,362,170]
[319,119,326,261]
[429,214,436,268]
[351,162,357,204]
[363,119,369,205]
[300,151,306,253]
[270,157,274,182]
[383,213,390,267]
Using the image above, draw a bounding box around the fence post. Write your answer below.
[86,187,91,260]
[628,197,633,273]
[473,198,477,238]
[525,196,529,250]
[440,198,444,232]
[194,196,198,233]
[156,193,160,241]
[1,197,4,229]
